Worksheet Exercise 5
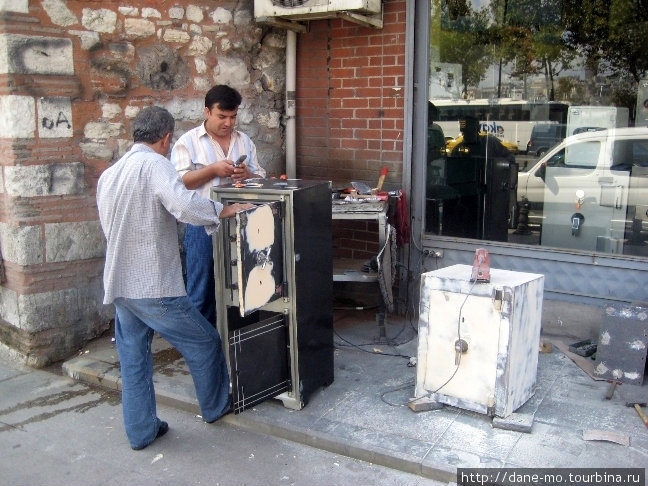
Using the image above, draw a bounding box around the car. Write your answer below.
[445,133,519,155]
[572,126,607,135]
[525,123,565,156]
[517,127,648,254]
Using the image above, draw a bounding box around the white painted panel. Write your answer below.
[419,289,500,407]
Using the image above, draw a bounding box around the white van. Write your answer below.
[566,106,629,136]
[517,127,648,254]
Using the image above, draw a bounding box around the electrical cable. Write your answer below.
[360,265,483,408]
[333,190,462,406]
[395,237,421,340]
[378,245,488,408]
[376,224,391,273]
[400,248,427,339]
[408,260,483,408]
[387,318,415,346]
[427,264,480,395]
[333,329,411,360]
[380,378,415,407]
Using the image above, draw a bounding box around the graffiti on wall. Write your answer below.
[136,44,190,91]
[38,98,73,139]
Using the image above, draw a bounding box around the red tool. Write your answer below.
[374,167,388,193]
[470,248,490,283]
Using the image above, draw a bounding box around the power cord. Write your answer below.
[408,261,483,409]
[372,266,482,409]
[427,265,480,395]
[380,378,415,407]
[333,329,411,360]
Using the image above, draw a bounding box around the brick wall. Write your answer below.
[0,0,409,364]
[332,219,381,262]
[296,0,406,260]
[296,0,406,187]
[0,0,286,366]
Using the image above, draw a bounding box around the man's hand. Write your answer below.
[181,160,234,190]
[217,159,236,177]
[230,161,251,181]
[219,202,255,219]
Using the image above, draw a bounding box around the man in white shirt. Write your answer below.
[97,106,252,450]
[171,85,266,325]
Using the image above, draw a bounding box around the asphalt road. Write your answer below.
[0,356,444,486]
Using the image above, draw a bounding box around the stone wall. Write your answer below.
[0,0,286,366]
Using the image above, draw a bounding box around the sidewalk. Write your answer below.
[62,309,648,481]
[0,342,442,486]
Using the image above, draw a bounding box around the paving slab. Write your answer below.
[62,309,648,481]
[2,356,441,486]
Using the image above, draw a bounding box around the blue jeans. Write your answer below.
[114,296,230,449]
[184,224,216,326]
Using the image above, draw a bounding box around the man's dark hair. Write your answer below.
[205,85,242,111]
[132,106,175,144]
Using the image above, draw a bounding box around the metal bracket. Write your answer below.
[336,10,383,29]
[492,289,503,311]
[255,16,307,33]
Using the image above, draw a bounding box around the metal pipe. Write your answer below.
[285,29,297,178]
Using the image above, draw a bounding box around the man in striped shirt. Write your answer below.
[97,106,253,450]
[170,85,266,325]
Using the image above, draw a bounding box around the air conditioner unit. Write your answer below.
[254,0,382,22]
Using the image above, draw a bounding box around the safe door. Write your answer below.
[234,202,284,316]
[417,286,502,410]
[227,201,289,413]
[228,312,290,413]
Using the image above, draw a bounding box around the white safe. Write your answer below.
[414,264,544,418]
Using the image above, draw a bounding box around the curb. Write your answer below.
[62,354,455,483]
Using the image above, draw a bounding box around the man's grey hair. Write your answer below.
[132,106,175,144]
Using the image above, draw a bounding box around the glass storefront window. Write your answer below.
[425,0,648,258]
